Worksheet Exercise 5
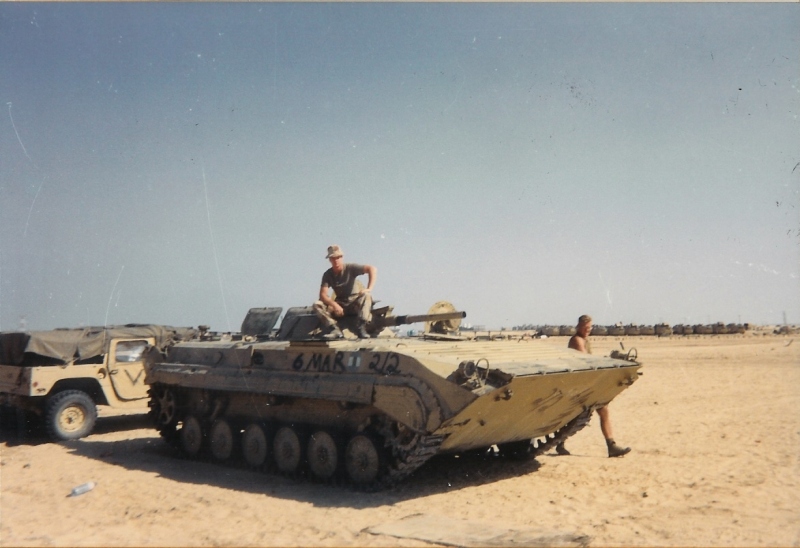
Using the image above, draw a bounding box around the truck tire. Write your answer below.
[45,390,97,441]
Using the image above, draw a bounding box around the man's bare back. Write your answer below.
[557,315,630,458]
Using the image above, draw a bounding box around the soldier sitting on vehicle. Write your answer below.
[313,245,377,339]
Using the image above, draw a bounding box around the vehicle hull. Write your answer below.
[146,336,641,486]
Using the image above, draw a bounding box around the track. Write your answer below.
[378,433,445,489]
[530,407,595,457]
[148,383,597,491]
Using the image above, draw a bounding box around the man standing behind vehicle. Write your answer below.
[556,314,632,458]
[313,245,377,339]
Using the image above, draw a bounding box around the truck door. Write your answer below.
[108,339,153,401]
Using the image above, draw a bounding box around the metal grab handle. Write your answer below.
[476,358,490,381]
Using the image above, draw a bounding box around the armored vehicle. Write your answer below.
[654,323,672,337]
[639,325,656,336]
[672,324,693,335]
[540,325,561,336]
[559,325,577,336]
[623,324,640,336]
[145,304,641,488]
[726,323,746,334]
[607,324,626,336]
[712,322,729,335]
[0,325,195,440]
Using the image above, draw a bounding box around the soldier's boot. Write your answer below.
[356,321,370,339]
[322,325,344,340]
[606,439,631,458]
[555,442,570,456]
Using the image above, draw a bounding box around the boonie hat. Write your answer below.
[326,245,343,258]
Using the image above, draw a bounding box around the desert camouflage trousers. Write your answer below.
[313,292,373,327]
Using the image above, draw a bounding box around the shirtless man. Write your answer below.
[313,245,377,339]
[556,314,631,458]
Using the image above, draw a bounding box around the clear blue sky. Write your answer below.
[1,3,798,331]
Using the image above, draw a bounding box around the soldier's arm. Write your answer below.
[319,285,335,306]
[320,284,344,315]
[362,265,377,293]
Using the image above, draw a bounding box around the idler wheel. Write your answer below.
[307,430,340,480]
[180,415,204,457]
[273,426,303,474]
[242,423,269,468]
[345,433,382,485]
[209,418,235,461]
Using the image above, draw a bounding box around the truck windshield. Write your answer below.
[115,340,148,362]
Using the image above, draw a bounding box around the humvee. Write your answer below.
[0,325,195,441]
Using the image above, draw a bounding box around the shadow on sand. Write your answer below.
[65,434,545,508]
[0,410,151,446]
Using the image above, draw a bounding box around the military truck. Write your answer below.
[0,325,196,441]
[145,304,642,488]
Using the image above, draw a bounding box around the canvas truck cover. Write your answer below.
[0,325,197,365]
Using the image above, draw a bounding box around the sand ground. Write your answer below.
[1,335,798,547]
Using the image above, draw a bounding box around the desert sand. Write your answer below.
[1,334,798,547]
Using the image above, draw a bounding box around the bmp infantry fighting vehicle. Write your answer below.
[145,303,641,488]
[0,325,196,440]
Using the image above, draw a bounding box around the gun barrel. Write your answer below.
[386,311,466,326]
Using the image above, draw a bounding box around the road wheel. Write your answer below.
[242,423,269,468]
[180,415,204,457]
[307,430,340,480]
[45,390,97,441]
[209,418,235,461]
[345,433,382,485]
[273,425,303,474]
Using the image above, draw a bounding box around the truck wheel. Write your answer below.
[45,390,97,441]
